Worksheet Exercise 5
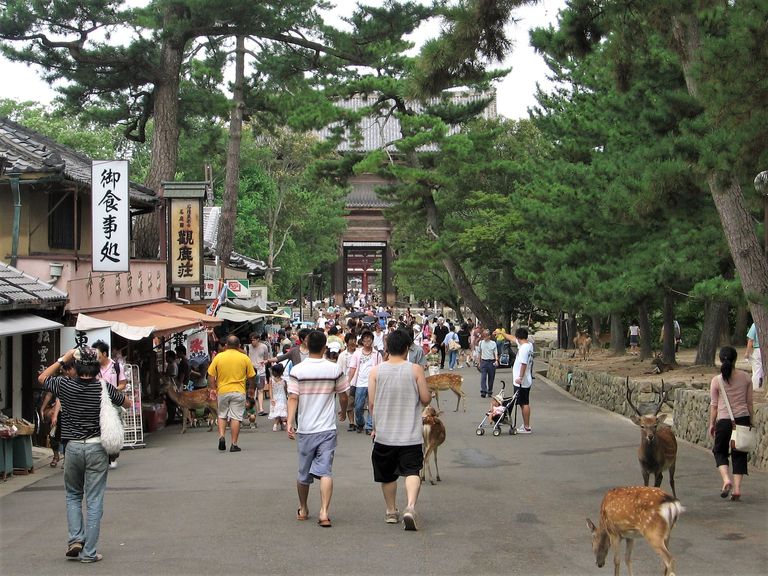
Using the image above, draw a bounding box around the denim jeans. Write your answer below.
[448,350,458,370]
[479,359,496,395]
[354,387,372,431]
[63,440,109,560]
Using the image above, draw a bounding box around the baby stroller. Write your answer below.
[475,381,520,436]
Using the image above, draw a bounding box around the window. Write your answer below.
[48,192,81,250]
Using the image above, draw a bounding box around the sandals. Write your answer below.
[730,494,741,502]
[317,517,332,527]
[296,509,309,521]
[720,483,732,499]
[50,454,60,468]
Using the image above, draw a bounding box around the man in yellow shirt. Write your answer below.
[208,335,256,452]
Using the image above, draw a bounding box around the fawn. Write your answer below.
[420,405,446,485]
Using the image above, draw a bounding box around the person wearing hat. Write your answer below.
[38,347,131,563]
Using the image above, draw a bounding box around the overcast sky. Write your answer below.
[0,0,564,119]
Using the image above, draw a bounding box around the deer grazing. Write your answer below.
[165,385,218,433]
[426,372,466,412]
[421,405,446,485]
[587,486,684,576]
[572,331,592,361]
[597,332,611,349]
[626,379,678,497]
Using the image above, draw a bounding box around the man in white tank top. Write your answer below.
[368,329,431,531]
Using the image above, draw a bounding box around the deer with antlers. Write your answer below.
[420,405,446,485]
[426,372,466,412]
[165,384,218,433]
[626,379,678,497]
[587,486,684,576]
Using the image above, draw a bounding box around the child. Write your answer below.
[244,397,257,429]
[268,362,288,431]
[487,395,506,425]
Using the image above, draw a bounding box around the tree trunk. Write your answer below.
[566,313,578,350]
[422,193,495,329]
[610,313,626,355]
[134,7,186,259]
[672,13,768,393]
[661,292,677,365]
[217,35,246,266]
[733,305,749,346]
[637,301,652,361]
[696,299,728,366]
[590,314,601,338]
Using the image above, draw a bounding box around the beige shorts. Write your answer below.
[218,392,246,421]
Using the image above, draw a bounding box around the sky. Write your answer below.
[0,0,564,120]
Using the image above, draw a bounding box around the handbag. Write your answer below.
[100,378,124,455]
[448,339,461,351]
[717,377,757,453]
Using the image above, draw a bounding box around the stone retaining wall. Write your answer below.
[546,359,767,471]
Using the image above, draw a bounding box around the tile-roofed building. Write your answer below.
[0,116,157,209]
[0,261,67,312]
[203,207,270,277]
[316,89,498,153]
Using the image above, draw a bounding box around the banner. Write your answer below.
[170,198,203,285]
[92,160,130,272]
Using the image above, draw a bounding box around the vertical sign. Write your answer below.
[92,160,130,272]
[170,198,202,285]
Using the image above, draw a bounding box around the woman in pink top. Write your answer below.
[709,346,754,501]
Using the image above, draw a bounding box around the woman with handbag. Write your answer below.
[709,346,755,501]
[442,323,461,371]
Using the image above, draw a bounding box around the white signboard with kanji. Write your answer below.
[92,160,130,272]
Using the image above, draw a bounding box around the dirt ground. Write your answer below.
[551,344,767,406]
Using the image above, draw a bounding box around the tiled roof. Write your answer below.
[0,261,68,312]
[316,89,497,153]
[0,117,157,208]
[347,181,392,209]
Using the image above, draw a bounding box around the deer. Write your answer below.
[587,486,684,576]
[597,332,611,349]
[165,384,218,434]
[572,331,592,361]
[626,379,678,497]
[420,405,446,485]
[426,372,466,412]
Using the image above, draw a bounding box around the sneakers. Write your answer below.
[80,553,103,563]
[218,437,226,451]
[385,510,400,524]
[229,445,241,452]
[516,426,532,434]
[402,507,418,531]
[272,423,279,432]
[66,542,83,558]
[109,460,118,469]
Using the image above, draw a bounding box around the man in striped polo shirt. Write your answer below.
[38,347,131,563]
[287,330,349,527]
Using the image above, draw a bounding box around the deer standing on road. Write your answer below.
[165,385,218,433]
[626,379,678,497]
[426,373,466,412]
[587,486,684,576]
[421,405,446,485]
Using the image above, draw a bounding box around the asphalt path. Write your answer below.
[1,362,766,575]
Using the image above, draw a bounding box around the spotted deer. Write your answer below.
[572,331,592,361]
[420,405,446,485]
[587,486,684,576]
[426,372,466,412]
[626,379,678,497]
[165,385,218,433]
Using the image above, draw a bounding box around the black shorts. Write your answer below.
[372,443,423,483]
[514,386,531,406]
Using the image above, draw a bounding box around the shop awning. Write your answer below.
[0,313,62,337]
[76,302,222,340]
[215,305,291,323]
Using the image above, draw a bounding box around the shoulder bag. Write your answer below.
[717,376,756,453]
[100,378,124,455]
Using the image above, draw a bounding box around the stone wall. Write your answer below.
[546,359,767,471]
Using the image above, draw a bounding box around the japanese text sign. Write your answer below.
[92,160,130,272]
[170,198,202,285]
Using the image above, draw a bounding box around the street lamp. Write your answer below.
[755,170,768,257]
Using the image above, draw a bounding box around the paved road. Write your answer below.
[1,363,766,575]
